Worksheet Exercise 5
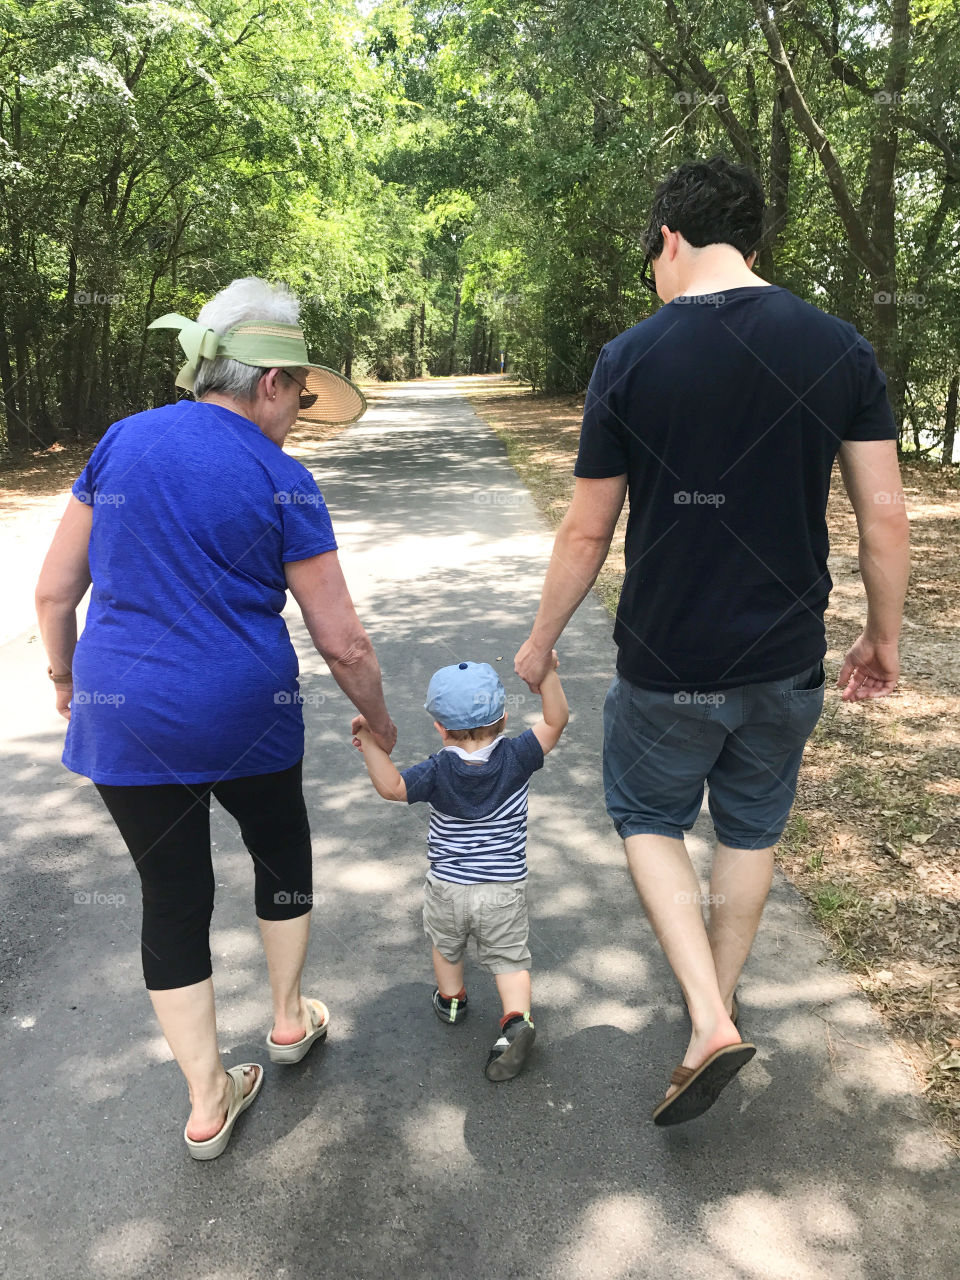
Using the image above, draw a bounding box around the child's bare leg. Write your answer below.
[494,969,531,1017]
[432,946,465,997]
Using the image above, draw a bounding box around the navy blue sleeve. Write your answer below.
[278,473,339,563]
[845,337,898,441]
[508,729,545,780]
[400,755,439,805]
[574,346,630,478]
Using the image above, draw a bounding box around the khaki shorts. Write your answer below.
[423,872,531,974]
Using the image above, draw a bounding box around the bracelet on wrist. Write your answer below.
[47,665,74,685]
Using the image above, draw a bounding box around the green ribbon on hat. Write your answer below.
[148,312,312,391]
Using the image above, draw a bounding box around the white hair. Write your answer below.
[192,277,300,401]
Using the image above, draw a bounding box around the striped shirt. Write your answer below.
[401,730,544,884]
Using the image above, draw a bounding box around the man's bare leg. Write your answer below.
[624,833,740,1096]
[707,841,775,1014]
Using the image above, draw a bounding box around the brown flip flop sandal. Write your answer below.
[652,1042,756,1127]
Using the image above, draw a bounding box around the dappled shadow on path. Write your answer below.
[1,721,954,1280]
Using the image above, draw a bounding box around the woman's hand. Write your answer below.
[55,682,73,721]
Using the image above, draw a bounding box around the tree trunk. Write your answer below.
[73,312,95,437]
[13,325,32,450]
[752,0,908,424]
[765,87,791,261]
[408,309,417,377]
[135,266,166,390]
[99,302,113,426]
[33,350,55,444]
[447,281,462,376]
[470,318,484,374]
[944,374,959,465]
[0,300,19,449]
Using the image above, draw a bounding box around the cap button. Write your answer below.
[458,662,468,669]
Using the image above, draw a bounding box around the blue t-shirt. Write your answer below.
[401,731,545,883]
[574,285,899,691]
[63,399,338,785]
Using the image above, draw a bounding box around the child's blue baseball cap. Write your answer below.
[425,661,506,730]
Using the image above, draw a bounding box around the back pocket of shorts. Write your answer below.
[780,663,825,739]
[623,680,711,745]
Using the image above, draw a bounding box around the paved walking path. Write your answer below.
[0,378,954,1280]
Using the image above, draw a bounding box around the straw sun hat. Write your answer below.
[148,312,367,425]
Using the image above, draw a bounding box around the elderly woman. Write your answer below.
[35,277,396,1159]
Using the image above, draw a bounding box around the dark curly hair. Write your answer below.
[642,156,766,262]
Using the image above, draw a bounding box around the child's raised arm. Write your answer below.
[352,718,407,801]
[530,652,568,755]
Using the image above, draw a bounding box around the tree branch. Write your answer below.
[751,0,885,277]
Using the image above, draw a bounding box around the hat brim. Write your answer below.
[278,363,367,425]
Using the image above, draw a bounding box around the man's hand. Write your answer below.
[351,714,397,754]
[514,640,556,693]
[837,633,900,701]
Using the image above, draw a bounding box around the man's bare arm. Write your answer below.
[836,439,910,699]
[516,475,627,690]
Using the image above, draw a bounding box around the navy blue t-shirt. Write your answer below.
[401,731,545,883]
[63,399,338,784]
[574,285,898,690]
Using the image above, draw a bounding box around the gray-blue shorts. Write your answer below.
[602,661,825,849]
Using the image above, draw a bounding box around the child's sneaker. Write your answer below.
[432,987,468,1024]
[484,1012,535,1081]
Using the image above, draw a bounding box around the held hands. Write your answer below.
[514,641,559,693]
[350,715,371,752]
[837,632,900,701]
[351,714,397,755]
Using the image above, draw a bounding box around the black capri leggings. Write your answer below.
[96,760,313,991]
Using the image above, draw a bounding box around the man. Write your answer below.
[514,156,910,1126]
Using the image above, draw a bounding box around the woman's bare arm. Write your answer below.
[285,550,396,753]
[35,497,93,719]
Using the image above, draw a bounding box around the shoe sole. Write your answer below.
[652,1043,756,1127]
[267,1025,327,1064]
[485,1022,536,1081]
[266,1000,331,1064]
